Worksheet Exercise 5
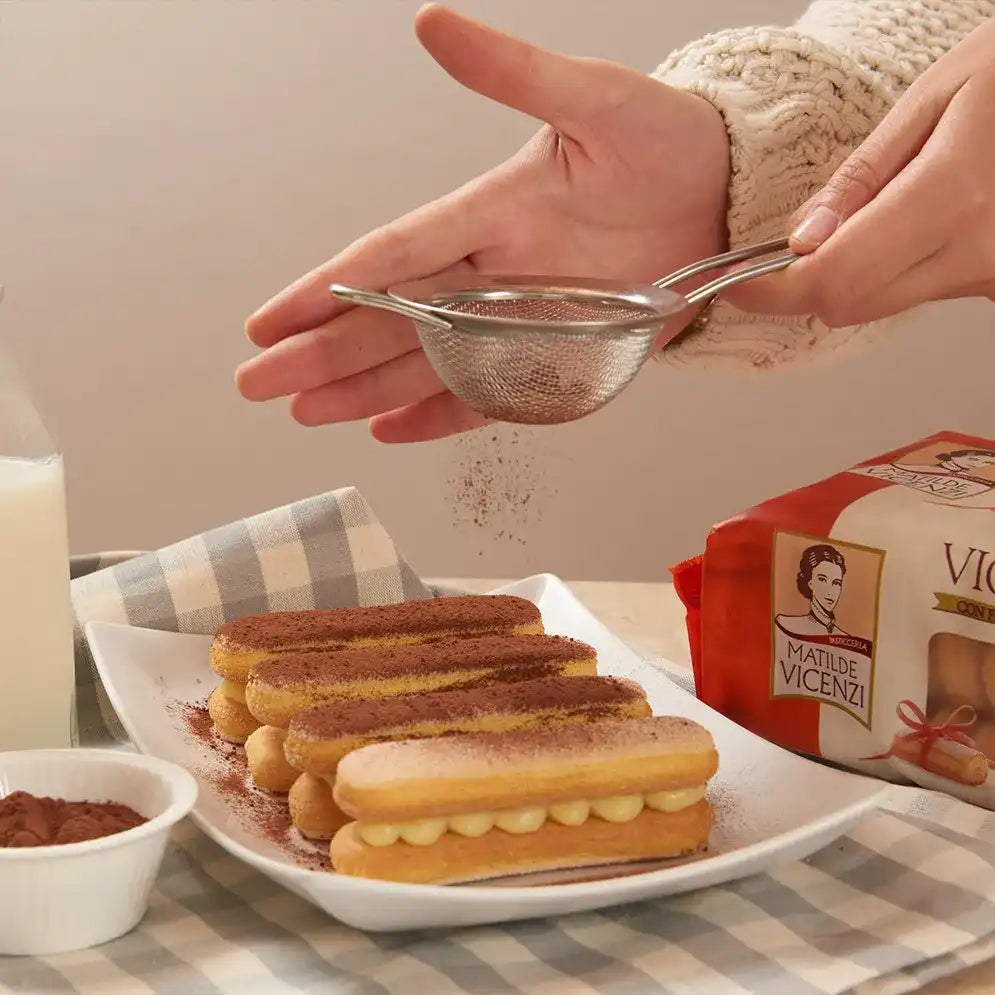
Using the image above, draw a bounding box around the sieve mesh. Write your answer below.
[410,293,662,424]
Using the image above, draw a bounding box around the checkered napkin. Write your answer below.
[69,486,432,744]
[28,509,995,995]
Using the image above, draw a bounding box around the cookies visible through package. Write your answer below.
[672,430,995,806]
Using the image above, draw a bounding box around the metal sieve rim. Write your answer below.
[387,272,685,337]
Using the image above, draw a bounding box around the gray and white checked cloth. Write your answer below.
[5,485,991,995]
[70,487,432,744]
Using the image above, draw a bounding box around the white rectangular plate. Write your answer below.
[86,573,888,931]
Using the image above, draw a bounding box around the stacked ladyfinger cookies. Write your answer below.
[205,594,718,884]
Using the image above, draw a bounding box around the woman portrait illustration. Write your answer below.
[775,543,850,637]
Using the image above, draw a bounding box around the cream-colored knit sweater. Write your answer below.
[653,0,995,370]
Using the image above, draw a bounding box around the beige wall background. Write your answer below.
[1,0,993,582]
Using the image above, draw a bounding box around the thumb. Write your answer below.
[414,3,618,131]
[788,85,947,254]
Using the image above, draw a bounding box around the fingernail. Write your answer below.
[791,205,840,249]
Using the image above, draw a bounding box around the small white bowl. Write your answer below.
[0,748,197,955]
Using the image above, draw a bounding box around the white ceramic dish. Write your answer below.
[0,748,197,955]
[85,573,889,932]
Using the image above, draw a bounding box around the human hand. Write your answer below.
[236,3,730,442]
[724,17,995,327]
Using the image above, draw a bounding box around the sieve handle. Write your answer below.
[683,252,796,305]
[329,284,453,330]
[653,236,797,305]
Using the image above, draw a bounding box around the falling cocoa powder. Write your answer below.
[169,700,329,872]
[447,425,556,546]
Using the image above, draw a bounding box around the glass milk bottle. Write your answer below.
[0,292,75,750]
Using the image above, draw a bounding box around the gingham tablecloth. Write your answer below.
[6,487,994,995]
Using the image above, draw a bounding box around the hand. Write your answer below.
[724,18,995,327]
[236,3,730,443]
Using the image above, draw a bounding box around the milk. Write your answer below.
[0,455,74,750]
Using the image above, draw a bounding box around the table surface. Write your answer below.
[432,577,995,995]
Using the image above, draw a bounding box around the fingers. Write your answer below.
[245,183,489,349]
[290,349,445,427]
[811,243,983,326]
[726,248,960,329]
[236,309,418,401]
[241,254,490,441]
[414,3,622,132]
[730,167,943,319]
[728,203,975,327]
[243,306,491,443]
[369,391,491,444]
[788,63,964,254]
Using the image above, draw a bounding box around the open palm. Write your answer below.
[237,4,730,442]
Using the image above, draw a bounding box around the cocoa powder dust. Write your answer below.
[447,425,556,552]
[168,700,328,872]
[0,792,147,847]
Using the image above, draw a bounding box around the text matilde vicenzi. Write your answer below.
[776,541,995,714]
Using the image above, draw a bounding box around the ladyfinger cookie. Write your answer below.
[245,634,597,728]
[288,774,350,840]
[283,675,651,776]
[207,684,261,744]
[244,725,299,791]
[210,594,543,683]
[330,715,718,884]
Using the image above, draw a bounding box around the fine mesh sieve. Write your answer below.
[330,236,795,425]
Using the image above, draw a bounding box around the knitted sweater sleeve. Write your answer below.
[652,0,995,370]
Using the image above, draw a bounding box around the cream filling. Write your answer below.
[356,785,706,847]
[220,679,247,704]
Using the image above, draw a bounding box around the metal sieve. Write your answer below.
[330,236,795,425]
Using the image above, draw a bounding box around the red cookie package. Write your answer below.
[672,430,995,804]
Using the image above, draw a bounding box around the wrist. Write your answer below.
[683,91,732,256]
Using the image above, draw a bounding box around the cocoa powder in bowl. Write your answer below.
[0,790,147,847]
